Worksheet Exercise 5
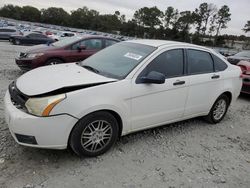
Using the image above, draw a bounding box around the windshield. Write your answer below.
[234,51,250,58]
[80,42,156,79]
[52,36,81,47]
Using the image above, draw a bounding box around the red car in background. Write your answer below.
[15,35,120,70]
[238,61,250,94]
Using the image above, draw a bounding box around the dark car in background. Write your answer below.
[15,35,120,70]
[227,51,250,65]
[0,28,21,40]
[9,32,55,45]
[237,61,250,94]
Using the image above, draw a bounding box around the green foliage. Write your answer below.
[41,7,70,26]
[0,3,240,46]
[0,4,22,20]
[215,5,231,36]
[133,6,163,28]
[21,6,41,22]
[243,21,250,33]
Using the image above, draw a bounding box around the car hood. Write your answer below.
[16,63,117,96]
[23,44,57,53]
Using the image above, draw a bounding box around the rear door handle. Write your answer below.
[173,80,185,86]
[211,75,220,79]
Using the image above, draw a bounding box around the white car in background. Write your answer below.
[48,31,76,41]
[4,40,242,157]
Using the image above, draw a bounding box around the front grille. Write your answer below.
[16,63,32,71]
[9,82,28,112]
[19,52,27,58]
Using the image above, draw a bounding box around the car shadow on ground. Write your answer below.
[16,117,207,160]
[239,93,250,101]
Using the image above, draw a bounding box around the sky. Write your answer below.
[0,0,249,36]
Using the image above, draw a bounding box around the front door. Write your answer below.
[131,49,189,131]
[65,38,103,62]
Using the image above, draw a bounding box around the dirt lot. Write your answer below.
[0,41,250,188]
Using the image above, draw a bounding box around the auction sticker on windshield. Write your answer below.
[124,52,142,60]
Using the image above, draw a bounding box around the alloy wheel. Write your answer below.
[80,120,112,152]
[213,99,227,120]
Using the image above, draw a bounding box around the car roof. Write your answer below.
[126,39,209,50]
[79,34,120,41]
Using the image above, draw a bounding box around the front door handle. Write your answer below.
[211,74,220,79]
[173,80,185,86]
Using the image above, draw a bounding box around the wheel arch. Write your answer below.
[45,56,66,64]
[67,109,124,147]
[221,91,232,105]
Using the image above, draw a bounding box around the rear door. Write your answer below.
[184,49,224,117]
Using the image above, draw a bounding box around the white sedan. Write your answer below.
[4,40,242,157]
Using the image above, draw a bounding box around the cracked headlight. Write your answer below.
[26,53,44,58]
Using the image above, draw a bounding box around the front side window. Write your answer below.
[28,33,45,38]
[142,49,184,78]
[187,49,214,74]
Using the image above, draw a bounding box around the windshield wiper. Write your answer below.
[82,65,100,74]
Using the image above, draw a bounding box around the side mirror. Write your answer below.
[77,45,86,52]
[139,71,165,84]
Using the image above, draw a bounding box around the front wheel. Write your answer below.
[205,94,230,124]
[69,111,119,157]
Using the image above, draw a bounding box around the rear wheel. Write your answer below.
[45,58,64,65]
[205,94,230,124]
[69,111,119,157]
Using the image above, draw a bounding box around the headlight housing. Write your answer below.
[26,53,44,58]
[25,94,66,116]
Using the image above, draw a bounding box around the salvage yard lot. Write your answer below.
[0,41,250,188]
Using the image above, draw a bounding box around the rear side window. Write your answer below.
[212,54,228,71]
[187,49,214,74]
[143,49,184,78]
[28,33,46,38]
[72,39,103,50]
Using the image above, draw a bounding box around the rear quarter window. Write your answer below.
[212,54,228,71]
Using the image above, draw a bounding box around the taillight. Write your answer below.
[239,65,246,78]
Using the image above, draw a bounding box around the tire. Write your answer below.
[45,58,64,66]
[69,111,119,157]
[14,39,20,45]
[204,94,230,124]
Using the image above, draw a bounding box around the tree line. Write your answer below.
[0,3,249,46]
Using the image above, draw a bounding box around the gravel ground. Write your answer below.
[0,41,250,188]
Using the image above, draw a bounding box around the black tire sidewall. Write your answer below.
[45,58,63,66]
[70,111,119,157]
[209,95,229,123]
[15,39,20,45]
